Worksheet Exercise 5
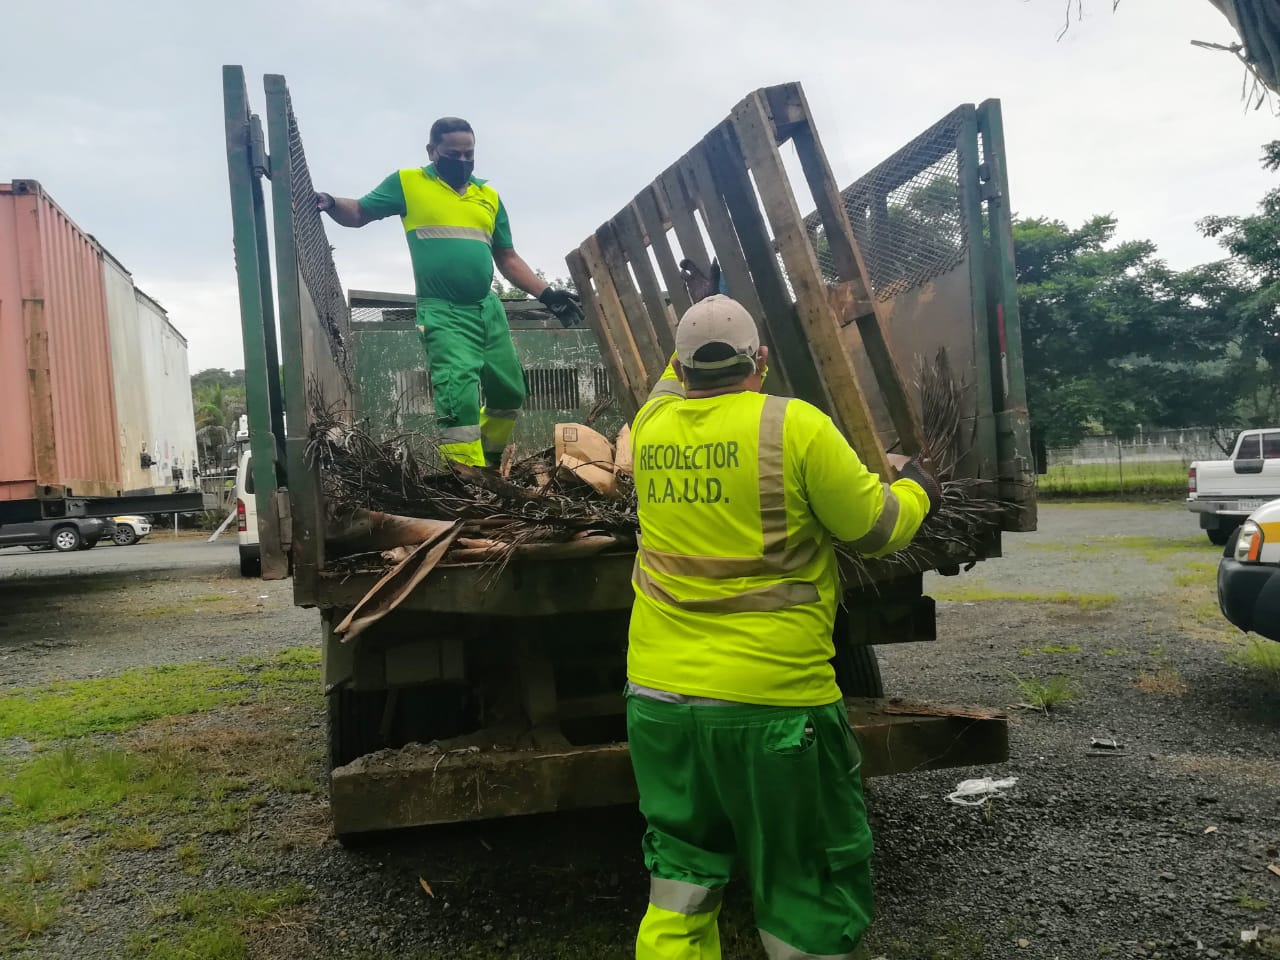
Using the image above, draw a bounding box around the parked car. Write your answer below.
[235,449,260,577]
[0,517,109,552]
[1218,498,1280,642]
[1186,428,1280,544]
[110,515,152,546]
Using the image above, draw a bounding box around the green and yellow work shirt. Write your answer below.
[358,165,512,305]
[627,367,930,707]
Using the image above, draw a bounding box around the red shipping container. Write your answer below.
[0,180,122,502]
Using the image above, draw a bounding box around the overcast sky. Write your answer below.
[2,0,1275,373]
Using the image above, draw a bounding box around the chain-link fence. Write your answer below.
[809,107,968,299]
[281,87,351,382]
[1041,428,1226,494]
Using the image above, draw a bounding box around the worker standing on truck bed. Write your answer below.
[316,117,583,467]
[626,295,940,960]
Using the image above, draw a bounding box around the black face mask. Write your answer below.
[435,155,474,188]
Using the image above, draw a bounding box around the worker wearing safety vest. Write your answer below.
[317,117,583,467]
[627,295,940,960]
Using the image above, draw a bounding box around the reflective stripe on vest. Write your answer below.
[633,395,822,614]
[397,167,501,237]
[846,482,902,554]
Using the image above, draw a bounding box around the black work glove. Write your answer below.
[679,258,723,303]
[896,455,942,520]
[539,287,584,328]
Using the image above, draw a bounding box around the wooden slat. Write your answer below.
[679,139,767,324]
[702,122,809,402]
[657,166,711,279]
[611,203,676,357]
[634,185,692,322]
[730,92,892,479]
[594,221,666,382]
[565,245,643,415]
[780,83,927,458]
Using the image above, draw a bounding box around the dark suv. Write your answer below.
[0,517,111,552]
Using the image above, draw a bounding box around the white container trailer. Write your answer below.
[134,290,198,493]
[102,249,154,495]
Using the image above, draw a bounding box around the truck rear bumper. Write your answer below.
[329,699,1009,835]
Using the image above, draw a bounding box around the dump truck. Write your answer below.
[222,66,1035,839]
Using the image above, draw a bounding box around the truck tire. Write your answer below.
[239,548,260,578]
[114,525,138,546]
[1208,525,1235,547]
[834,645,885,699]
[51,526,82,553]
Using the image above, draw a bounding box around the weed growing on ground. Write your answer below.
[0,885,63,943]
[1236,893,1269,911]
[1040,644,1082,654]
[1230,638,1280,684]
[176,843,203,877]
[1011,674,1080,712]
[1134,668,1188,696]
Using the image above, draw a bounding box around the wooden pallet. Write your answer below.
[565,82,926,478]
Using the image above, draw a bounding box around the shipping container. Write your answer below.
[134,289,198,491]
[102,249,152,494]
[0,180,121,503]
[0,180,204,521]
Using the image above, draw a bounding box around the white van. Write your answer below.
[235,448,260,577]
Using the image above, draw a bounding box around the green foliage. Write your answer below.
[1037,461,1188,498]
[1230,637,1280,683]
[1018,142,1280,445]
[1015,215,1233,445]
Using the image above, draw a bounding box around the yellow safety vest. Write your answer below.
[627,379,929,707]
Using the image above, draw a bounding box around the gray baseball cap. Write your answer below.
[674,295,761,370]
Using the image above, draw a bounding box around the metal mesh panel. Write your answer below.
[283,89,352,373]
[350,305,414,325]
[811,107,968,301]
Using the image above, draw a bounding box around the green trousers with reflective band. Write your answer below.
[627,696,874,960]
[415,293,525,467]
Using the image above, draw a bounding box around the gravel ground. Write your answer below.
[0,536,311,687]
[2,503,1278,960]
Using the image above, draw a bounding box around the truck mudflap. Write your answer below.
[329,699,1008,835]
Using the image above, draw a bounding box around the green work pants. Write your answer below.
[627,696,874,960]
[415,293,525,467]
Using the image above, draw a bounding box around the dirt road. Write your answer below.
[1,504,1276,959]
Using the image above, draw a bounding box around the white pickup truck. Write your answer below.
[1187,428,1280,544]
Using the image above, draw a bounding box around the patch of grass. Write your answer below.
[1012,673,1080,712]
[129,884,312,960]
[176,843,203,877]
[0,648,320,743]
[1,745,138,828]
[0,885,62,942]
[1230,637,1280,683]
[1018,647,1034,656]
[1236,892,1270,910]
[69,847,103,893]
[192,594,229,603]
[1174,562,1218,588]
[1134,668,1187,696]
[1040,644,1082,654]
[111,823,163,851]
[932,585,1117,610]
[0,663,250,740]
[1102,647,1127,656]
[15,849,54,884]
[1038,461,1188,498]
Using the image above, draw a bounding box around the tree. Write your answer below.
[190,369,247,431]
[1198,140,1280,424]
[1015,215,1235,445]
